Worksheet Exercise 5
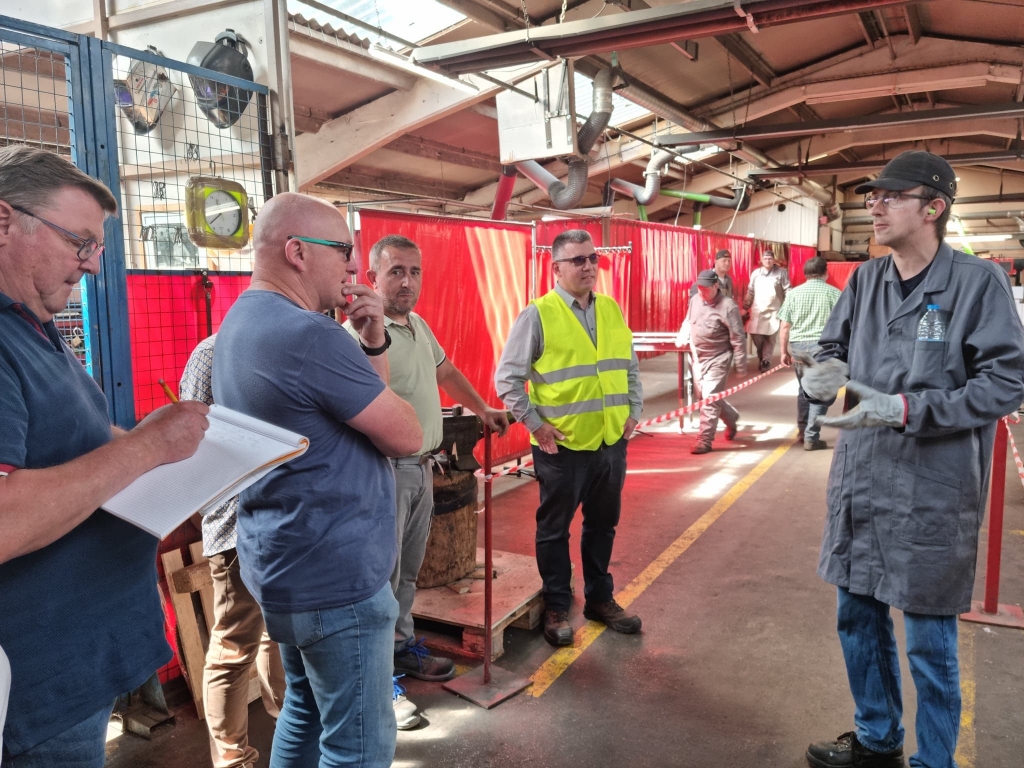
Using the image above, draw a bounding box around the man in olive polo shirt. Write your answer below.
[346,234,508,725]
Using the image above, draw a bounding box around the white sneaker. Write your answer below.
[393,676,420,730]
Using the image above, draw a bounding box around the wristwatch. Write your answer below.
[360,328,391,356]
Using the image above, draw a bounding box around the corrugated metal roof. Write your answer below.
[287,0,465,48]
[288,12,370,48]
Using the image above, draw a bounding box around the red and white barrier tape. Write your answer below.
[478,363,786,481]
[1003,414,1024,491]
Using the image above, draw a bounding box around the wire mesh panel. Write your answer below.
[0,38,95,372]
[106,43,272,420]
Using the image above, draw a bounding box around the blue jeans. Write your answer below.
[836,587,961,768]
[791,341,835,442]
[2,703,113,768]
[262,583,399,768]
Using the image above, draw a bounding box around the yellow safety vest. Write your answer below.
[529,291,633,452]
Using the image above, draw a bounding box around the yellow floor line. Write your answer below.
[955,624,976,768]
[529,434,798,697]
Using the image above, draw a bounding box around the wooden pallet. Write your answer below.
[161,542,262,719]
[412,549,559,660]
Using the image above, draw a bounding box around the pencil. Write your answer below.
[158,379,179,403]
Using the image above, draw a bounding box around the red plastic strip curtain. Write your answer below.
[610,220,698,337]
[827,261,860,290]
[357,211,533,464]
[126,271,250,421]
[788,244,819,287]
[705,232,758,307]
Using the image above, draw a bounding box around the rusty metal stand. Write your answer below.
[443,425,531,708]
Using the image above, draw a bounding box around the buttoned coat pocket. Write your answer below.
[891,459,962,546]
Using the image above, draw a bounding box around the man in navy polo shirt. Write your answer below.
[0,146,210,766]
[214,192,422,767]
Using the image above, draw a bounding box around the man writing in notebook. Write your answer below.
[214,193,422,768]
[346,234,509,728]
[0,146,210,765]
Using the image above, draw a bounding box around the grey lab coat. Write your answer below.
[816,244,1024,615]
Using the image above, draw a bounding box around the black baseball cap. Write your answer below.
[696,269,719,286]
[854,150,957,198]
[714,249,731,261]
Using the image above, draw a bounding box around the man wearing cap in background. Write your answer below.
[778,256,842,451]
[744,249,790,372]
[678,269,747,455]
[799,151,1024,768]
[689,249,734,300]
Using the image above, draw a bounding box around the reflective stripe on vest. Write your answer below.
[529,291,632,451]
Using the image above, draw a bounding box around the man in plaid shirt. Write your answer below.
[179,335,285,768]
[778,257,842,451]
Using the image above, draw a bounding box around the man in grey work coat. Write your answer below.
[679,269,747,454]
[800,151,1024,768]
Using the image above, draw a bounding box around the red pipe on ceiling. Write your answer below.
[490,166,518,221]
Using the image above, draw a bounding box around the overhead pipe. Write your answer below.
[609,73,837,211]
[490,165,518,220]
[513,66,618,210]
[844,208,1024,226]
[610,148,753,210]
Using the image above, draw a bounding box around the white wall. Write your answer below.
[704,189,820,246]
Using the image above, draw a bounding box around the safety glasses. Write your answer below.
[863,192,934,210]
[288,235,354,261]
[554,253,600,267]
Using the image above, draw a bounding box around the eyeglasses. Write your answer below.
[863,192,934,210]
[9,204,104,261]
[554,253,600,267]
[288,235,354,261]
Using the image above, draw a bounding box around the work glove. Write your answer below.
[815,380,906,430]
[793,352,848,402]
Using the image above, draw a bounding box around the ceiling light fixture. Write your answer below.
[368,45,479,94]
[946,234,1013,244]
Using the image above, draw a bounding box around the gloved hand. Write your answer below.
[794,353,849,401]
[815,380,906,430]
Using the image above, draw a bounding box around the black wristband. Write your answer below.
[360,328,391,356]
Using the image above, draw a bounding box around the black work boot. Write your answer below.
[543,609,573,646]
[806,732,905,768]
[583,599,642,634]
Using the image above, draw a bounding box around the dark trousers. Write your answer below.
[531,439,628,612]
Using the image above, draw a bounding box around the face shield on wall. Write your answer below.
[187,30,254,129]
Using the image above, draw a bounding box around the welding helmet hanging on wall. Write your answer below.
[187,30,254,129]
[113,46,176,134]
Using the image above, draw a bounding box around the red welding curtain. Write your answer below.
[789,244,819,288]
[827,261,861,290]
[357,211,533,465]
[126,271,250,421]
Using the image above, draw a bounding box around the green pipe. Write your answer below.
[692,202,703,227]
[658,190,712,203]
[637,204,649,222]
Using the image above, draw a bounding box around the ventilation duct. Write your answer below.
[513,67,618,211]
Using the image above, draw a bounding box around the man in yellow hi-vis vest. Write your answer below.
[496,230,643,647]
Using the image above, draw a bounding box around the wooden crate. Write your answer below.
[161,543,261,720]
[412,549,559,660]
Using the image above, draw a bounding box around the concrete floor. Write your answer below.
[106,355,1024,768]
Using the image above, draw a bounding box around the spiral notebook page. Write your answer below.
[101,405,308,539]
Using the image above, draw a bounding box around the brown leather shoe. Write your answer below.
[583,599,642,634]
[543,609,573,646]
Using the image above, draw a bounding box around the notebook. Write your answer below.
[101,404,309,539]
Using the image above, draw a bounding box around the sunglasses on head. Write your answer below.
[554,253,600,267]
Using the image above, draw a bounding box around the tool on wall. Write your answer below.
[113,46,176,134]
[184,176,250,249]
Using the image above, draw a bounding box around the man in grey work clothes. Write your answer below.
[347,235,508,726]
[679,269,747,455]
[688,249,734,299]
[800,151,1024,768]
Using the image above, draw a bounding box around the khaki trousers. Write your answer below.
[203,549,285,768]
